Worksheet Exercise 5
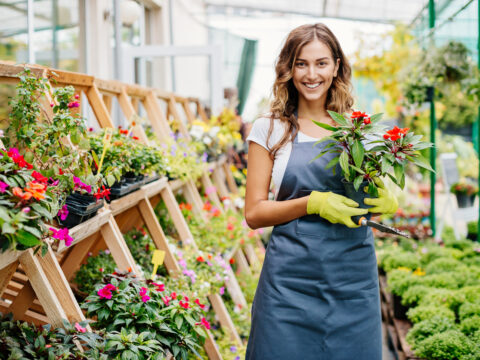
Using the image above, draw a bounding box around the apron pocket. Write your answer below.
[295,214,331,236]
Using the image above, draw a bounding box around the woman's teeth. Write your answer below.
[304,82,321,89]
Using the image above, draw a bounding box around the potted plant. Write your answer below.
[312,110,434,214]
[450,181,478,208]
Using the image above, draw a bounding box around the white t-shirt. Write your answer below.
[246,117,319,198]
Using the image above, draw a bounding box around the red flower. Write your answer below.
[162,296,170,306]
[132,136,139,140]
[195,317,211,329]
[58,168,64,175]
[152,282,165,292]
[384,126,410,141]
[227,223,234,231]
[351,111,367,119]
[195,298,206,309]
[212,208,221,217]
[179,300,189,309]
[203,202,212,211]
[97,287,113,299]
[363,117,371,125]
[196,256,205,262]
[171,292,177,300]
[31,171,48,183]
[229,258,235,265]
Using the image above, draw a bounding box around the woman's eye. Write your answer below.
[295,62,305,67]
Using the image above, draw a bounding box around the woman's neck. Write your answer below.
[297,97,328,120]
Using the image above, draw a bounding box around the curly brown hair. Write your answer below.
[266,23,354,158]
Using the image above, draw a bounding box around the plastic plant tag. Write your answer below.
[97,128,113,175]
[151,249,166,279]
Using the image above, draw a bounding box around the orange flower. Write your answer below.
[203,202,212,211]
[212,209,221,217]
[185,203,192,211]
[24,181,47,200]
[13,187,32,201]
[113,140,123,146]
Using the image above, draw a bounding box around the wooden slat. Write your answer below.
[243,244,260,268]
[0,261,19,297]
[203,329,223,360]
[9,281,36,319]
[0,61,46,79]
[0,249,23,270]
[108,188,148,216]
[86,83,115,128]
[60,232,99,280]
[103,94,113,114]
[48,69,94,87]
[233,248,251,275]
[222,161,239,194]
[143,91,171,140]
[141,177,168,198]
[19,249,67,328]
[208,293,242,344]
[201,171,222,209]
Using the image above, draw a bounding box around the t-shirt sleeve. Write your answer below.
[246,117,273,152]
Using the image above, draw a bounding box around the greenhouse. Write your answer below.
[0,0,479,359]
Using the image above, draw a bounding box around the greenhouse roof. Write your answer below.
[205,0,429,24]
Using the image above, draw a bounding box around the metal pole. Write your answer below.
[168,0,176,92]
[27,0,35,64]
[429,0,436,237]
[477,0,480,242]
[113,0,122,80]
[52,0,58,68]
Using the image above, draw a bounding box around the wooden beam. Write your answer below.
[86,83,115,128]
[233,248,252,275]
[103,94,113,114]
[0,261,18,297]
[60,232,99,281]
[208,293,242,344]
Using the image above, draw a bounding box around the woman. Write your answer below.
[244,23,397,359]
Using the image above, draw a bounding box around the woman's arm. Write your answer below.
[244,142,309,229]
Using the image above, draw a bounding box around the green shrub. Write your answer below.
[414,330,474,360]
[382,252,421,272]
[459,302,480,320]
[425,257,462,274]
[420,272,460,289]
[460,315,480,336]
[387,269,420,297]
[444,236,475,251]
[74,250,116,294]
[401,285,433,306]
[407,304,456,324]
[419,245,452,266]
[458,285,480,303]
[450,266,480,287]
[406,316,456,348]
[419,288,466,314]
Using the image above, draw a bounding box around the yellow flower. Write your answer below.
[242,169,247,176]
[397,267,411,272]
[413,268,426,276]
[230,165,237,173]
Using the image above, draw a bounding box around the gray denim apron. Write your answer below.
[246,132,382,360]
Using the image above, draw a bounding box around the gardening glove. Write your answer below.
[307,191,368,228]
[363,177,398,215]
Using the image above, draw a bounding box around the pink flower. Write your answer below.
[68,101,80,108]
[171,292,177,300]
[104,284,117,291]
[97,287,112,299]
[195,317,211,329]
[162,296,170,306]
[22,207,31,213]
[49,227,74,246]
[152,282,165,292]
[74,322,87,333]
[205,186,216,195]
[57,205,69,221]
[140,287,148,296]
[141,295,150,302]
[219,287,225,295]
[179,300,189,309]
[0,181,8,193]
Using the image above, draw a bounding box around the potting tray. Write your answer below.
[60,197,104,228]
[143,174,161,185]
[65,193,104,213]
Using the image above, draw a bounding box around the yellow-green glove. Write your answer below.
[307,191,368,228]
[363,177,398,215]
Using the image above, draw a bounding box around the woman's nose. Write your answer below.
[307,65,316,79]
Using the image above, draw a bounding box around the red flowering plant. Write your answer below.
[450,181,478,196]
[0,148,59,253]
[313,110,434,196]
[81,273,209,359]
[3,69,102,201]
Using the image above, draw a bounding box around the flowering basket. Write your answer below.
[313,110,434,197]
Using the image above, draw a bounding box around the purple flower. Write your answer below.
[0,181,9,193]
[202,152,208,162]
[183,152,187,157]
[230,346,237,353]
[58,205,69,221]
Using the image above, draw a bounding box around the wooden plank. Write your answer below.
[0,249,23,269]
[180,98,196,124]
[19,249,67,328]
[37,246,88,324]
[0,61,46,79]
[58,208,111,252]
[208,293,242,344]
[212,166,230,199]
[160,185,198,251]
[100,216,139,274]
[115,206,143,234]
[203,329,223,360]
[168,179,184,192]
[222,161,239,194]
[143,91,171,140]
[86,83,115,128]
[141,177,168,198]
[9,281,36,319]
[60,232,99,280]
[132,97,139,113]
[0,261,18,297]
[233,248,251,275]
[118,87,150,144]
[0,301,49,326]
[95,78,123,95]
[183,180,206,220]
[201,171,222,209]
[108,188,147,216]
[138,198,180,275]
[47,69,94,87]
[103,94,113,114]
[167,95,190,138]
[244,243,260,268]
[224,266,247,307]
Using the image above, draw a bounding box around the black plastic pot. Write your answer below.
[342,179,374,224]
[392,294,409,320]
[59,193,104,228]
[108,179,132,202]
[455,193,475,208]
[144,174,161,185]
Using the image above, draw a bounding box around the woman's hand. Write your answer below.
[363,178,398,215]
[307,191,367,228]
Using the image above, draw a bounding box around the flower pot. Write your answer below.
[455,193,475,208]
[342,179,374,224]
[59,193,104,228]
[392,293,409,320]
[108,179,132,202]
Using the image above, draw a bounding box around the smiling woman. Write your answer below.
[244,23,394,360]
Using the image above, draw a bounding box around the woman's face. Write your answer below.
[292,39,339,105]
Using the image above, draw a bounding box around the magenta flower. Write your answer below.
[0,181,8,193]
[219,286,225,295]
[104,284,117,291]
[68,101,80,108]
[195,317,211,329]
[22,207,31,213]
[140,287,148,296]
[205,186,216,195]
[152,282,165,292]
[57,205,69,221]
[74,322,87,333]
[97,287,112,299]
[49,227,74,246]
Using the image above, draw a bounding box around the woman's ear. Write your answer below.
[334,58,340,77]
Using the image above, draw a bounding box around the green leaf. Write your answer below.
[2,222,16,234]
[353,175,364,191]
[31,203,53,219]
[381,159,392,175]
[312,120,336,131]
[16,229,41,247]
[412,155,435,172]
[327,110,349,126]
[339,151,350,177]
[175,315,183,329]
[23,225,43,239]
[0,207,11,221]
[393,162,405,189]
[369,113,383,124]
[351,140,364,168]
[325,156,340,170]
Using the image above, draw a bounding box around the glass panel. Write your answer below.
[0,0,29,62]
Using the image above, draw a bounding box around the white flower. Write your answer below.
[190,125,204,139]
[203,136,212,145]
[209,126,220,137]
[234,197,245,208]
